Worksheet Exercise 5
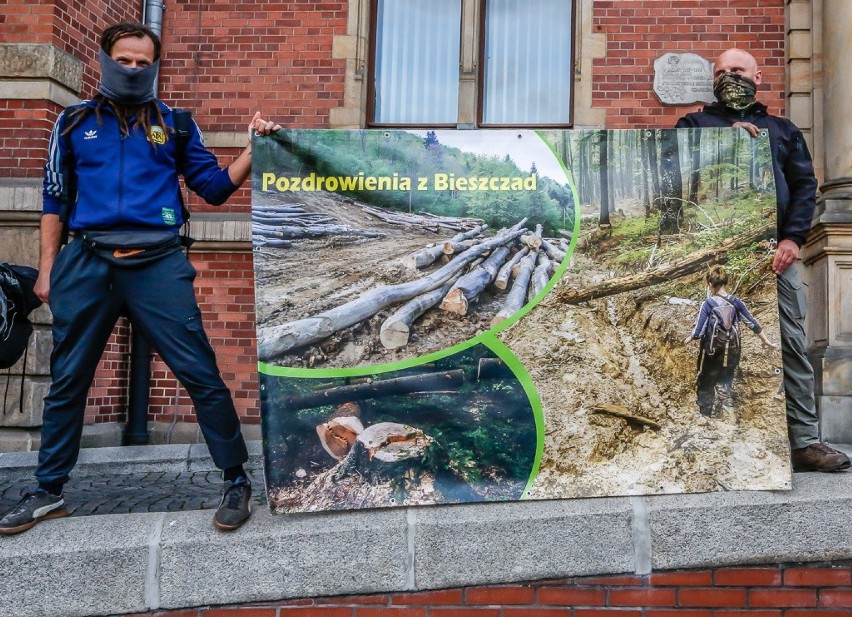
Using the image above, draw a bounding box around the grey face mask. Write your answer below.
[97,49,159,104]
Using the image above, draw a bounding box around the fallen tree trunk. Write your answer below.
[404,225,488,269]
[253,236,292,248]
[284,370,465,411]
[528,253,553,300]
[540,238,567,264]
[439,245,511,315]
[493,247,529,290]
[590,404,662,431]
[252,222,385,239]
[555,222,774,305]
[491,251,537,326]
[258,221,527,359]
[380,275,462,349]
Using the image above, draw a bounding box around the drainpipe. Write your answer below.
[124,0,166,446]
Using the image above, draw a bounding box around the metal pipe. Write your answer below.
[142,0,165,94]
[124,327,152,445]
[124,0,165,444]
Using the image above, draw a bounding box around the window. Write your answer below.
[368,0,575,127]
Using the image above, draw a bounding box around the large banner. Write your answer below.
[251,128,790,514]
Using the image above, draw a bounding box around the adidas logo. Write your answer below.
[84,129,98,140]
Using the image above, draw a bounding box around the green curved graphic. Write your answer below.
[477,333,544,499]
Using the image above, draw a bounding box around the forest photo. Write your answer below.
[252,127,791,515]
[260,346,539,513]
[251,129,573,370]
[499,128,790,498]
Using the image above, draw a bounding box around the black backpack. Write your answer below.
[0,263,41,370]
[702,295,740,358]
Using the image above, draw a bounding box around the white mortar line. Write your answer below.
[145,513,166,610]
[405,508,417,589]
[630,496,652,575]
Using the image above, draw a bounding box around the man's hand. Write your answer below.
[772,238,799,275]
[34,270,50,303]
[732,121,760,137]
[247,111,281,141]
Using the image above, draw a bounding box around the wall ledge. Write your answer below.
[1,443,852,616]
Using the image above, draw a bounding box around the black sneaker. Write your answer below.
[0,489,68,536]
[213,477,252,531]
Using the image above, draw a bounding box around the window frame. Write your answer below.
[366,0,576,128]
[475,0,576,128]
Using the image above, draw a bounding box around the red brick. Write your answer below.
[537,587,607,606]
[574,611,641,617]
[203,609,277,617]
[465,586,535,605]
[355,609,425,617]
[316,595,389,605]
[784,568,852,587]
[715,612,781,617]
[788,611,852,617]
[579,575,646,586]
[749,588,817,607]
[503,611,572,617]
[279,610,353,617]
[609,588,676,606]
[715,568,782,586]
[430,610,500,617]
[678,588,747,607]
[646,611,712,617]
[391,590,461,605]
[819,590,852,608]
[649,571,714,587]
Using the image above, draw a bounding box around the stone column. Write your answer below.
[801,0,852,442]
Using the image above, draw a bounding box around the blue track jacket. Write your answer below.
[43,100,239,230]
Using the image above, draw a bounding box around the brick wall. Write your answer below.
[121,563,852,616]
[4,1,790,429]
[593,0,786,129]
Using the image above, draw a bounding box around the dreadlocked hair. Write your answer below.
[62,22,167,145]
[61,95,168,145]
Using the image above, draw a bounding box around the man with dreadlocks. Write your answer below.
[0,22,280,535]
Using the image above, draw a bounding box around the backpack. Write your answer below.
[701,295,740,359]
[58,106,194,244]
[0,263,41,370]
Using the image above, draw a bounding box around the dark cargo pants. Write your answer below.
[37,239,248,486]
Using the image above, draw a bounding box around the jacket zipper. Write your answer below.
[118,132,126,222]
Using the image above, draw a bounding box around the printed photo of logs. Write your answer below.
[251,129,574,370]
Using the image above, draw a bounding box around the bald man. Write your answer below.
[676,48,850,473]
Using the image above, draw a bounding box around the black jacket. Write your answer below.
[676,102,817,247]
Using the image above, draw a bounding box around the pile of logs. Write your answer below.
[257,218,571,361]
[252,203,385,247]
[356,204,485,233]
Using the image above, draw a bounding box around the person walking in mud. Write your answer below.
[684,266,776,418]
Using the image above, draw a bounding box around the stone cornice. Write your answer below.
[0,43,83,107]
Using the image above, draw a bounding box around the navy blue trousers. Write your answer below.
[37,239,248,486]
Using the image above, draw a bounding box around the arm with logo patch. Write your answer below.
[36,114,71,303]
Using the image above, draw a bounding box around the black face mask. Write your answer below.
[713,72,757,111]
[97,49,159,104]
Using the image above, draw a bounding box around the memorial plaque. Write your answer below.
[654,52,715,105]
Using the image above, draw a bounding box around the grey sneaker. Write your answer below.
[213,478,252,531]
[0,489,68,536]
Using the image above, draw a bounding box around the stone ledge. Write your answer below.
[1,450,852,617]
